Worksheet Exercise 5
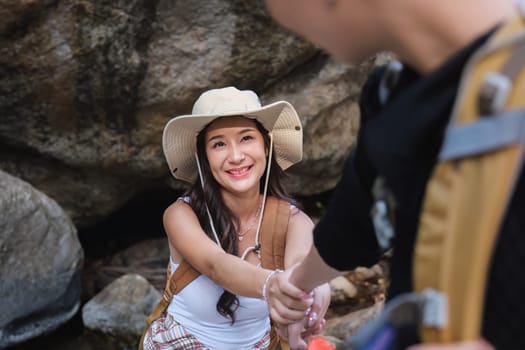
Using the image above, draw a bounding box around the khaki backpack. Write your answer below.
[138,196,291,350]
[414,9,525,343]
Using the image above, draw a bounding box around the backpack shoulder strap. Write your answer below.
[259,196,290,270]
[258,196,291,350]
[165,259,201,296]
[414,11,525,344]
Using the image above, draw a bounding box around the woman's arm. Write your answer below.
[278,208,334,349]
[282,207,315,268]
[163,199,272,298]
[283,208,335,314]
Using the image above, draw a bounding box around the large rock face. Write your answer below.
[0,170,83,349]
[0,0,381,228]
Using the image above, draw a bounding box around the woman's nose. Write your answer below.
[229,145,245,163]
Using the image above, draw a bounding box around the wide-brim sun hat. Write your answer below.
[162,86,303,183]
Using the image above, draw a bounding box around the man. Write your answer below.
[263,0,524,349]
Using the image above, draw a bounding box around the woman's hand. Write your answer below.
[267,266,314,325]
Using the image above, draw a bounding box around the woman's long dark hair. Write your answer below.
[187,118,296,323]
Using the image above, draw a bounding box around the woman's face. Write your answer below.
[204,117,267,197]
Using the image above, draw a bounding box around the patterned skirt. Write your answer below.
[142,311,271,350]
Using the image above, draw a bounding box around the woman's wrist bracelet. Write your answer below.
[261,269,283,300]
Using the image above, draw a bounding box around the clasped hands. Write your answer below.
[265,268,496,350]
[266,267,330,350]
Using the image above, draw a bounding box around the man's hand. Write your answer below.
[276,316,327,350]
[276,283,331,349]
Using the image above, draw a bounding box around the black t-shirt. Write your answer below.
[313,30,525,349]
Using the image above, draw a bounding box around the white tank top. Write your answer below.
[166,259,270,349]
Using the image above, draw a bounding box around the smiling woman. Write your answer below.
[204,117,269,198]
[139,87,332,350]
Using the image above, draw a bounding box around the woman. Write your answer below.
[142,86,331,350]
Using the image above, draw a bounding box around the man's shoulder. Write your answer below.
[359,61,405,120]
[359,65,387,117]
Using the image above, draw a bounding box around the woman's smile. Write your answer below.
[226,165,254,178]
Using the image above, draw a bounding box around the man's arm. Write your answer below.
[289,244,343,292]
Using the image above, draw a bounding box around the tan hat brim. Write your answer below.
[162,101,303,183]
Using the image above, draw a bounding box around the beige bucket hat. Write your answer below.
[162,86,303,183]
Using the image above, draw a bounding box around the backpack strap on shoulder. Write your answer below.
[259,196,290,271]
[164,259,201,297]
[146,260,200,327]
[478,24,525,114]
[258,196,291,350]
[414,11,525,344]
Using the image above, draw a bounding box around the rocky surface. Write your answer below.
[0,170,83,349]
[1,0,383,228]
[82,274,161,347]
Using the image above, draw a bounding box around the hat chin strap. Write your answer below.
[195,133,274,261]
[195,152,223,249]
[240,132,273,261]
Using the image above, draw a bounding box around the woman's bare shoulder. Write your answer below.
[289,205,314,226]
[163,197,195,221]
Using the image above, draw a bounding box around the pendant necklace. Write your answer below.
[237,203,262,241]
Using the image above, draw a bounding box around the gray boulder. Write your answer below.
[82,273,162,348]
[0,170,84,349]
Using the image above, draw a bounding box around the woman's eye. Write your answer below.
[241,135,253,142]
[212,141,225,148]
